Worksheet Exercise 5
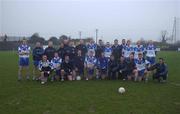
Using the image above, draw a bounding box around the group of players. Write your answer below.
[18,38,168,84]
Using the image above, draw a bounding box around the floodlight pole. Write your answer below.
[95,29,98,44]
[174,17,176,43]
[79,31,82,39]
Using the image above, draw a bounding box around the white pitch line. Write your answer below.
[170,82,180,87]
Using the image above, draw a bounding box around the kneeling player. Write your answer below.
[134,53,150,82]
[126,53,136,80]
[108,55,118,80]
[117,56,127,80]
[74,50,85,78]
[61,55,75,81]
[51,52,62,81]
[148,58,168,83]
[84,51,97,80]
[96,52,108,80]
[39,55,53,84]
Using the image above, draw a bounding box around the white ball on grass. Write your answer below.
[118,87,125,94]
[76,76,81,81]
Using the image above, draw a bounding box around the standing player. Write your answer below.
[18,38,31,81]
[121,39,126,48]
[39,55,53,84]
[84,51,97,80]
[96,52,108,80]
[69,41,76,62]
[104,42,112,60]
[44,41,56,61]
[121,39,126,55]
[134,53,150,82]
[75,39,87,58]
[146,40,156,65]
[87,39,97,56]
[32,42,44,80]
[57,42,65,60]
[51,52,62,81]
[112,39,122,61]
[134,41,145,59]
[95,39,105,58]
[123,40,134,59]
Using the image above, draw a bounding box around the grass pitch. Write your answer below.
[0,51,180,114]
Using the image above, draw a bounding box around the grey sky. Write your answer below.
[0,0,179,42]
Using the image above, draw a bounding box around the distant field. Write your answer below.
[0,51,180,114]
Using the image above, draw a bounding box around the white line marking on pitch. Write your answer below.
[170,82,180,87]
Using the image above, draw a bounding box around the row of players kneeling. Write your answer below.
[38,54,168,84]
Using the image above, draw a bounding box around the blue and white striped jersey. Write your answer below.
[134,58,149,71]
[51,57,62,69]
[39,60,53,71]
[104,47,112,58]
[97,57,108,69]
[18,45,31,58]
[85,56,97,66]
[87,43,97,56]
[123,45,134,58]
[87,43,97,51]
[134,45,145,59]
[146,44,156,57]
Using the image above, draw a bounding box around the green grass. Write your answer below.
[0,51,180,114]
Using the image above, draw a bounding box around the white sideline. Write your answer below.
[170,82,180,87]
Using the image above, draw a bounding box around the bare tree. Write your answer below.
[161,30,167,43]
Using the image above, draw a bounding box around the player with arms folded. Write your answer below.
[18,38,31,81]
[123,40,134,60]
[87,39,97,57]
[134,40,145,59]
[104,42,112,60]
[146,40,156,65]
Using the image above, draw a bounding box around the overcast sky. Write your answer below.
[0,0,179,42]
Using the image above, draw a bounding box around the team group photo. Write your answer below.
[0,0,180,114]
[18,38,168,84]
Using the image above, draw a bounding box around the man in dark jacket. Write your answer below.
[74,50,85,77]
[108,55,118,80]
[126,53,137,80]
[44,41,56,61]
[32,42,44,80]
[61,55,75,81]
[57,42,65,60]
[149,58,168,82]
[75,39,87,57]
[95,39,105,58]
[112,39,123,61]
[117,56,127,80]
[69,42,76,62]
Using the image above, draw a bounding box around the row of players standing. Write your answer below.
[18,38,167,84]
